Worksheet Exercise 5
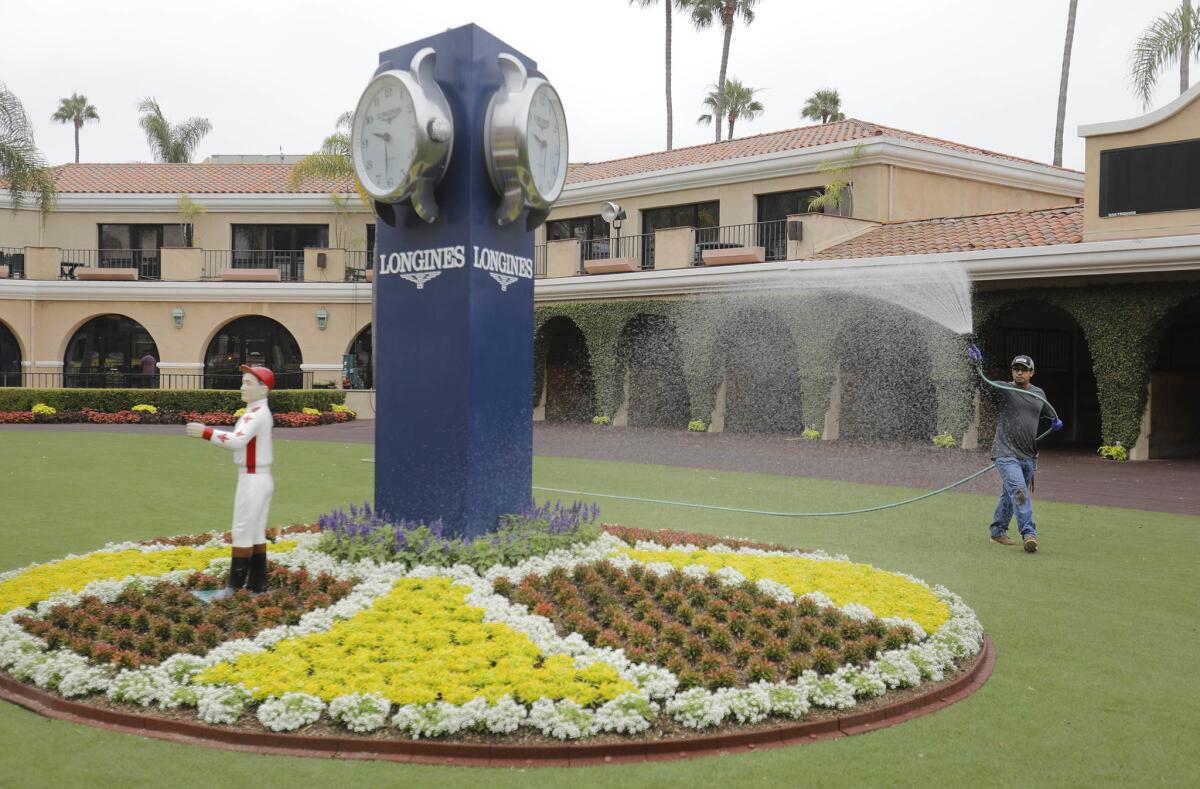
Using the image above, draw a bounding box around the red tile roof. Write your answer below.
[45,163,355,194]
[812,204,1084,259]
[565,118,1077,184]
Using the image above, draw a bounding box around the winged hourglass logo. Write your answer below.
[401,272,441,289]
[490,273,519,291]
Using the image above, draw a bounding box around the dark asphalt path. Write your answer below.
[4,420,1198,515]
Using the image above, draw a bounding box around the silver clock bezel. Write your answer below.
[484,53,569,227]
[351,47,454,222]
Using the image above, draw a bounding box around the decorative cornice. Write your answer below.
[1079,80,1200,137]
[556,138,1083,208]
[534,234,1200,302]
[0,192,365,214]
[0,280,373,304]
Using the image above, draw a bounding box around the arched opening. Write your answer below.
[205,316,304,390]
[0,321,21,387]
[538,317,595,422]
[835,299,937,442]
[980,301,1101,447]
[720,306,802,434]
[616,314,690,429]
[63,314,160,388]
[347,325,373,389]
[1146,297,1200,457]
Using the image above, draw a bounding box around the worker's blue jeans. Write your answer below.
[990,457,1037,539]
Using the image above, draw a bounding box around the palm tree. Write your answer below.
[1053,0,1079,168]
[800,88,845,124]
[1130,1,1200,109]
[0,82,55,212]
[688,0,758,143]
[288,112,370,208]
[136,98,212,163]
[631,0,690,150]
[50,93,99,164]
[696,79,764,139]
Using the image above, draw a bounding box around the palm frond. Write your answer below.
[1,82,56,213]
[1129,12,1187,107]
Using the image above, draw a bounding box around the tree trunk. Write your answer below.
[74,119,81,164]
[728,113,736,140]
[715,6,734,143]
[665,1,674,150]
[1053,0,1078,167]
[1182,0,1191,95]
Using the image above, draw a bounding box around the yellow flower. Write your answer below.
[618,547,950,633]
[196,577,633,706]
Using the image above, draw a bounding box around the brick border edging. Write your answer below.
[0,636,994,767]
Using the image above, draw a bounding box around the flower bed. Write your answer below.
[0,409,354,427]
[0,526,984,741]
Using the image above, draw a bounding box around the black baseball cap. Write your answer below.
[1011,355,1035,370]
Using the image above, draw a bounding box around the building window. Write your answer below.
[231,224,328,281]
[756,189,824,222]
[640,201,719,266]
[546,215,608,242]
[205,316,304,390]
[97,224,185,278]
[63,314,160,389]
[1100,138,1200,217]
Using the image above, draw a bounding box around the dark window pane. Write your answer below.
[100,225,130,249]
[1100,138,1200,216]
[696,202,720,228]
[163,225,186,246]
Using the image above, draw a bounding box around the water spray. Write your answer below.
[533,345,1061,518]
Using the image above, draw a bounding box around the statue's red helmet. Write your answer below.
[239,365,275,391]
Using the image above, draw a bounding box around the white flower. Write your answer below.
[256,692,325,732]
[526,698,596,740]
[329,692,392,733]
[195,684,250,725]
[481,695,527,734]
[594,692,658,734]
[666,687,729,729]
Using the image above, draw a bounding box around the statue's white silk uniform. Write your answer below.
[202,399,273,548]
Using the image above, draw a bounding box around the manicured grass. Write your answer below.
[1,432,1195,787]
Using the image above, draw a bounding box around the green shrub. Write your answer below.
[592,415,611,426]
[931,432,957,449]
[0,388,346,413]
[687,420,707,432]
[31,403,56,415]
[801,427,821,440]
[1098,442,1128,462]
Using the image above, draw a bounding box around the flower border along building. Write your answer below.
[2,101,1199,458]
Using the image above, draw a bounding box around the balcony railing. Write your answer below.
[8,370,315,390]
[201,250,306,281]
[582,233,650,271]
[1,247,23,278]
[61,249,161,280]
[534,244,547,278]
[694,220,788,264]
[345,249,374,282]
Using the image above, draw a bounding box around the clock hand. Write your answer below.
[372,132,391,142]
[532,133,547,148]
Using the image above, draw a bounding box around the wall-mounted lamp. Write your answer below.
[316,306,329,331]
[171,306,185,329]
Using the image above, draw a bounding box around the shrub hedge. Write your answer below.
[0,388,347,414]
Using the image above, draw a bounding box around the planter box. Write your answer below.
[220,268,282,282]
[700,246,766,266]
[76,268,138,281]
[584,257,638,275]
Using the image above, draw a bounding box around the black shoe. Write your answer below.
[247,552,268,594]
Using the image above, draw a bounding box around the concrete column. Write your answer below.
[962,390,981,450]
[546,239,581,278]
[303,248,346,283]
[654,227,696,270]
[23,247,60,281]
[822,368,841,441]
[612,369,631,427]
[160,247,203,281]
[301,362,343,388]
[708,377,727,433]
[532,366,547,421]
[29,359,63,388]
[156,362,205,390]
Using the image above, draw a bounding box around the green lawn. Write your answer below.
[0,432,1194,788]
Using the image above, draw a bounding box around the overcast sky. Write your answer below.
[1,0,1193,172]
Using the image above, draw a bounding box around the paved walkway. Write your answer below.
[4,421,1198,515]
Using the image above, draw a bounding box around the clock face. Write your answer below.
[526,84,567,202]
[352,75,420,200]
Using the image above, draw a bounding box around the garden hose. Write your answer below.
[533,356,1060,518]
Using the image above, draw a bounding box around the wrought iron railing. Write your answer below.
[59,249,161,280]
[200,250,306,281]
[693,220,788,264]
[0,247,24,278]
[11,370,314,390]
[345,249,374,282]
[581,233,649,272]
[534,244,547,278]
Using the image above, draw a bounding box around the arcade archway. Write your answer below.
[1145,297,1200,456]
[980,301,1100,447]
[63,314,160,388]
[720,306,802,434]
[347,325,373,389]
[0,321,21,387]
[616,314,690,429]
[538,317,595,422]
[205,316,303,389]
[834,300,936,442]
